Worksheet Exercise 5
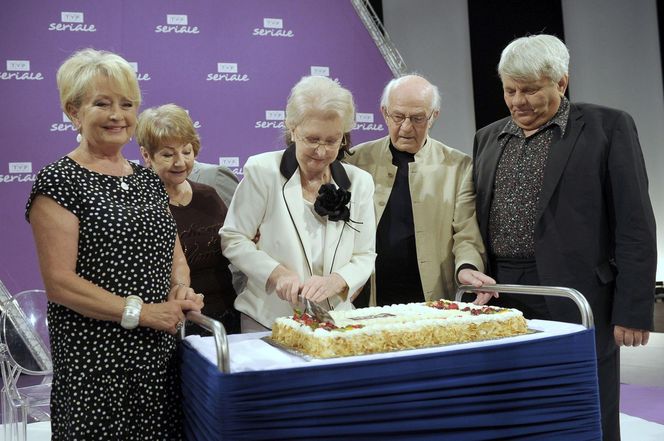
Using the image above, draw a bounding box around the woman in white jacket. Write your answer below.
[220,76,376,332]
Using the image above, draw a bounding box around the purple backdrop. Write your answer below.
[0,0,392,294]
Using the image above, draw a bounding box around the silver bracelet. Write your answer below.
[120,295,143,330]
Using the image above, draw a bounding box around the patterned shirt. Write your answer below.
[489,97,570,258]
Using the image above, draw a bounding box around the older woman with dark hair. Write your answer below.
[137,103,240,335]
[220,76,376,332]
[26,49,202,440]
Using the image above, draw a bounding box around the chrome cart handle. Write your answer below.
[185,311,230,373]
[455,284,594,329]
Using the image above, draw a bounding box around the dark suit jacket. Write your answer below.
[473,102,656,357]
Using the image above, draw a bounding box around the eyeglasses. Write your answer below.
[293,129,345,151]
[385,111,434,126]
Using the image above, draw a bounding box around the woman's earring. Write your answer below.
[76,132,82,143]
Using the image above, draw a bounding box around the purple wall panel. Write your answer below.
[0,0,392,294]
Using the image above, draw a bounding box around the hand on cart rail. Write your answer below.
[457,269,498,305]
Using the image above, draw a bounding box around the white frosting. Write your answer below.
[276,300,523,340]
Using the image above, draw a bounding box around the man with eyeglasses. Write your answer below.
[346,74,492,307]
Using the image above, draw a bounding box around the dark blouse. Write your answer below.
[170,180,240,335]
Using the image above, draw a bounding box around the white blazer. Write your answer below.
[220,147,376,328]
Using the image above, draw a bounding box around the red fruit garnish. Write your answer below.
[428,300,460,310]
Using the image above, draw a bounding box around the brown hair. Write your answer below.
[135,104,201,157]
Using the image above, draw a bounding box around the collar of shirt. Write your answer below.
[499,96,571,140]
[388,140,419,167]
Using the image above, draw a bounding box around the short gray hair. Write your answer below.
[285,76,355,133]
[380,74,441,112]
[498,34,569,82]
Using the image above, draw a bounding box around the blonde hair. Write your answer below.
[135,104,201,157]
[57,48,141,120]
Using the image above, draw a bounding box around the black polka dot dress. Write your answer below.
[26,156,183,440]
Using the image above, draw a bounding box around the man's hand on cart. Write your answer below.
[458,269,498,305]
[614,325,650,347]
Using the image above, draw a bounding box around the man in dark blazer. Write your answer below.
[473,34,656,441]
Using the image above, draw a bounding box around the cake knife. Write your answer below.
[300,295,335,324]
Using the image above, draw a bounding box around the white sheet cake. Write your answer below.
[271,299,529,358]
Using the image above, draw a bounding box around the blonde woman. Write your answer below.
[26,49,201,440]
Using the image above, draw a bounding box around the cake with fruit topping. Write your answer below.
[271,299,528,358]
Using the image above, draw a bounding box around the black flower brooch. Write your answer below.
[314,183,351,221]
[314,183,361,231]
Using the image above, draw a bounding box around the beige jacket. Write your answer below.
[346,136,485,303]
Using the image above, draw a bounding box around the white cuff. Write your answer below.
[121,295,143,329]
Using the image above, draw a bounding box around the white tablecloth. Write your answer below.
[185,319,587,373]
